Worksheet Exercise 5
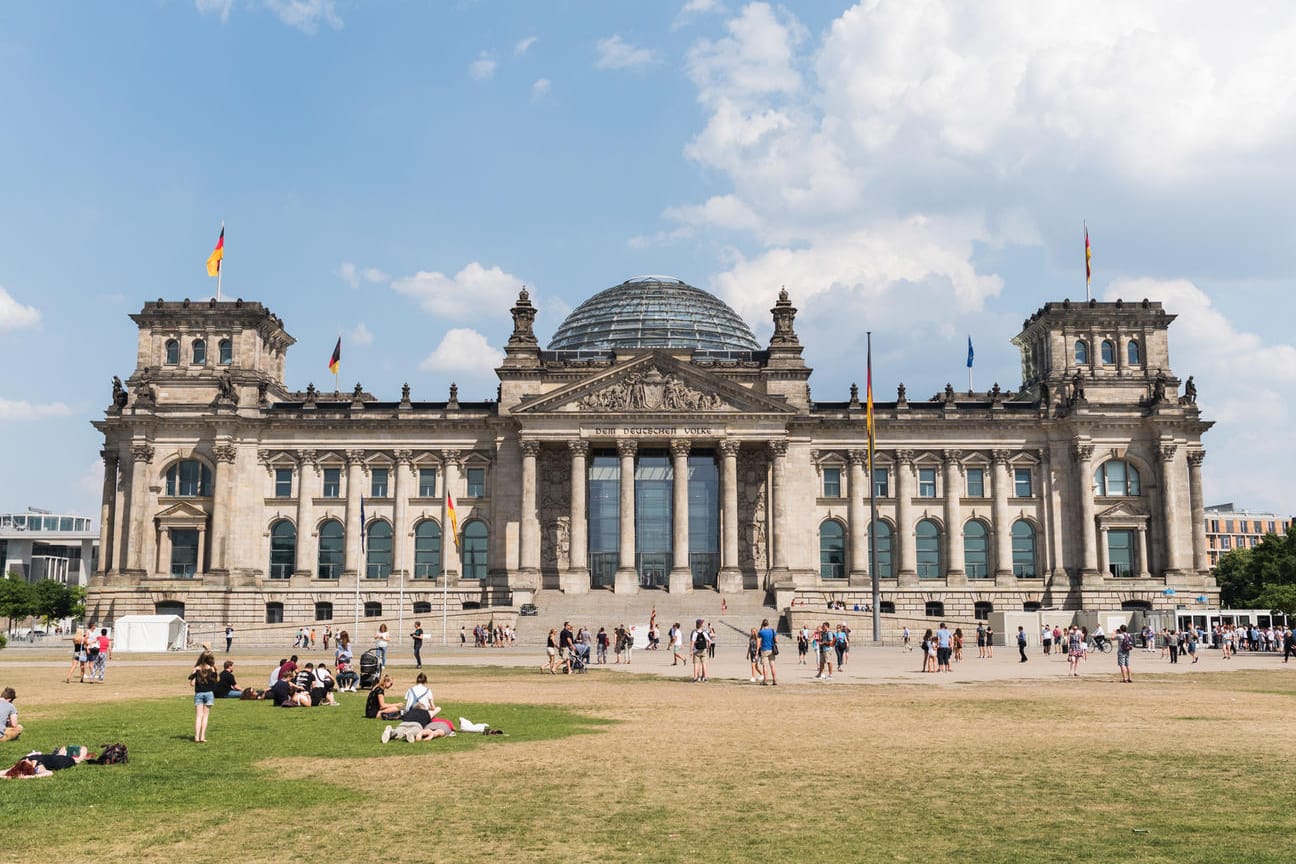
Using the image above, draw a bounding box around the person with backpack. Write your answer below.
[1116,625,1135,683]
[757,618,778,686]
[690,619,711,682]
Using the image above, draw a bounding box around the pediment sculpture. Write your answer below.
[577,366,725,412]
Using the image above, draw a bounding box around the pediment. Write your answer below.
[155,500,210,522]
[1096,501,1148,522]
[514,353,797,416]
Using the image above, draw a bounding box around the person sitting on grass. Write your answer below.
[365,675,404,720]
[268,670,311,708]
[0,688,22,742]
[400,673,439,726]
[214,660,247,699]
[310,663,340,706]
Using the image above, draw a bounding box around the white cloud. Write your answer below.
[514,36,539,57]
[674,0,726,29]
[418,328,505,379]
[0,398,72,421]
[265,0,342,33]
[338,262,389,290]
[531,78,551,101]
[595,35,659,70]
[469,52,498,81]
[79,460,105,503]
[0,286,41,331]
[349,322,374,347]
[392,262,528,322]
[195,0,234,24]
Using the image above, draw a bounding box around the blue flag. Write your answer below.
[359,496,366,554]
[966,336,974,368]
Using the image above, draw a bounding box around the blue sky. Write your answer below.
[2,1,1295,520]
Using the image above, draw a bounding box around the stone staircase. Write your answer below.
[512,588,778,646]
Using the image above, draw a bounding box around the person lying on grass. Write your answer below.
[381,715,456,743]
[3,745,95,778]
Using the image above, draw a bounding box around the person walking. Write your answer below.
[797,626,809,664]
[816,622,836,679]
[901,626,912,651]
[374,623,391,667]
[188,650,218,743]
[669,623,684,665]
[1016,626,1028,662]
[91,628,112,682]
[690,619,711,682]
[935,622,953,672]
[224,623,234,653]
[757,618,778,686]
[1116,625,1135,683]
[411,621,425,669]
[985,624,994,658]
[1066,625,1085,677]
[1041,624,1053,656]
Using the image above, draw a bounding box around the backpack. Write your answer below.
[694,630,708,651]
[1120,634,1135,653]
[93,743,128,765]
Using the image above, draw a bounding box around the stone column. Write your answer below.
[718,440,742,592]
[895,450,917,585]
[158,527,172,578]
[992,450,1015,584]
[392,450,412,580]
[769,439,790,579]
[1160,444,1184,574]
[126,443,154,573]
[110,445,130,580]
[344,449,365,578]
[1073,443,1098,581]
[562,440,590,593]
[1188,451,1208,573]
[1136,525,1151,578]
[97,450,118,577]
[1098,526,1109,577]
[614,440,638,594]
[519,439,541,578]
[943,450,965,584]
[668,439,693,593]
[209,442,237,575]
[847,450,867,585]
[196,525,207,575]
[295,450,317,577]
[441,451,461,580]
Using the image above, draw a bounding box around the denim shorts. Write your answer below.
[194,691,215,707]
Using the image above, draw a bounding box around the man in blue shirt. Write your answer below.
[936,622,953,672]
[757,618,778,686]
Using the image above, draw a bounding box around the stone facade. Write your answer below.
[88,288,1216,637]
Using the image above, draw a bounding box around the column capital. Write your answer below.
[942,449,963,466]
[1072,443,1094,463]
[848,449,867,466]
[213,443,238,464]
[100,449,119,467]
[130,443,155,464]
[391,448,413,465]
[991,449,1012,465]
[1187,450,1206,467]
[520,439,542,458]
[670,439,692,459]
[568,439,591,458]
[768,438,788,458]
[345,448,367,466]
[617,439,638,458]
[719,439,741,458]
[1158,443,1178,462]
[296,449,319,474]
[440,448,462,467]
[894,448,914,466]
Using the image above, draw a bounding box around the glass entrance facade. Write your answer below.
[588,452,620,588]
[635,451,672,587]
[687,453,719,587]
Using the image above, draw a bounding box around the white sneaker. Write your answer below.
[381,725,392,744]
[749,677,757,683]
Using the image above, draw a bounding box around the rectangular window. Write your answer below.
[1224,520,1234,533]
[966,468,985,498]
[1107,529,1134,577]
[466,467,486,497]
[1014,468,1032,497]
[918,467,937,498]
[822,467,841,498]
[170,528,199,578]
[370,468,389,498]
[275,468,293,498]
[1268,521,1276,533]
[1221,536,1231,549]
[418,468,437,497]
[872,468,889,498]
[322,468,341,498]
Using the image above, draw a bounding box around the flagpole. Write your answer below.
[354,496,364,642]
[868,331,880,644]
[216,221,224,302]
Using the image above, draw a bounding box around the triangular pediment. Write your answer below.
[1096,501,1148,521]
[514,352,797,416]
[154,500,210,523]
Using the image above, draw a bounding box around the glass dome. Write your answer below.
[548,276,761,353]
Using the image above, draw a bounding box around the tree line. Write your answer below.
[0,572,86,635]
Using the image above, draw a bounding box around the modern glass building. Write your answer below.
[0,510,98,585]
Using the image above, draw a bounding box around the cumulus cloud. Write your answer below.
[595,35,659,70]
[674,0,726,29]
[265,0,342,33]
[391,262,528,322]
[514,36,539,57]
[349,322,374,347]
[531,78,551,101]
[0,398,72,421]
[338,262,389,290]
[418,328,505,379]
[0,286,41,331]
[469,51,498,81]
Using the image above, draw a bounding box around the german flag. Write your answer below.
[446,487,460,552]
[1085,223,1092,285]
[206,226,224,277]
[328,337,341,375]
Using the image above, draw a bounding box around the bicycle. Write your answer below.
[1087,638,1113,654]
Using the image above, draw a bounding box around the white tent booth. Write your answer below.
[112,615,188,652]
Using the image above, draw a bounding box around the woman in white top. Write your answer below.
[402,672,439,725]
[374,624,391,667]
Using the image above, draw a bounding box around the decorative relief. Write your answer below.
[616,439,638,459]
[440,449,462,468]
[1187,450,1206,467]
[768,439,788,458]
[568,439,591,458]
[345,449,366,466]
[391,449,413,465]
[719,439,742,458]
[213,444,238,464]
[848,449,867,466]
[130,444,155,464]
[577,365,726,412]
[296,449,318,474]
[894,448,915,466]
[1073,444,1095,462]
[539,448,571,579]
[520,439,543,458]
[739,448,770,574]
[100,449,118,467]
[670,439,692,459]
[1158,444,1178,462]
[942,449,963,466]
[991,449,1011,466]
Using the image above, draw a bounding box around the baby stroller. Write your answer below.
[359,649,382,689]
[567,643,589,674]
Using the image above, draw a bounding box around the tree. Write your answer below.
[33,579,83,626]
[0,574,37,633]
[1216,526,1296,608]
[1254,583,1296,618]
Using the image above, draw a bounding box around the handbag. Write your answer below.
[771,642,780,658]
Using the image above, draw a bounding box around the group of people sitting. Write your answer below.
[264,657,344,707]
[368,672,455,742]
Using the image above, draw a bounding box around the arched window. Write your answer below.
[974,601,994,620]
[265,602,284,624]
[462,520,488,580]
[819,519,846,579]
[916,519,942,579]
[165,460,212,497]
[218,338,233,365]
[963,520,989,578]
[1093,460,1141,496]
[366,520,393,579]
[192,338,207,365]
[414,520,442,579]
[314,602,333,621]
[364,602,382,618]
[925,601,944,617]
[1074,340,1089,364]
[155,600,185,618]
[1101,340,1115,364]
[317,519,344,579]
[269,520,296,579]
[1011,520,1037,578]
[869,521,893,578]
[164,339,180,365]
[413,601,432,614]
[1127,340,1141,364]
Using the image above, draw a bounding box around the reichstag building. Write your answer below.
[87,276,1216,631]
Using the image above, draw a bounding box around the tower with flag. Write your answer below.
[206,224,225,300]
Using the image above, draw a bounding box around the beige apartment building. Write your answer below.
[1203,503,1294,568]
[87,277,1216,632]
